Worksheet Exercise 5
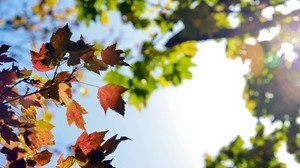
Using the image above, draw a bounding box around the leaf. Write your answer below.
[84,56,108,74]
[97,84,128,116]
[72,131,106,155]
[50,24,72,49]
[55,71,78,82]
[31,119,54,149]
[67,36,96,66]
[100,11,109,25]
[66,100,87,130]
[0,44,10,54]
[32,150,53,166]
[56,155,75,168]
[31,44,55,72]
[59,83,72,103]
[102,135,130,156]
[101,44,129,67]
[0,45,16,65]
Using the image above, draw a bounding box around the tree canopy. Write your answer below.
[1,0,300,167]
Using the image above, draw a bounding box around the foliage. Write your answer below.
[0,25,129,167]
[2,0,300,167]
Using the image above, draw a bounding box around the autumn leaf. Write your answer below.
[56,155,75,168]
[0,44,10,54]
[0,45,16,65]
[66,100,87,130]
[101,43,130,67]
[97,84,128,116]
[59,83,72,103]
[72,131,106,155]
[50,24,72,49]
[67,36,96,66]
[31,119,54,149]
[102,135,130,156]
[55,71,78,82]
[32,150,53,166]
[31,44,55,72]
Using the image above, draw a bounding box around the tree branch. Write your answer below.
[165,8,300,47]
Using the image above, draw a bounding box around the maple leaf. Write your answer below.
[101,44,130,67]
[0,45,16,65]
[67,36,96,66]
[84,56,108,74]
[31,44,55,72]
[0,124,19,143]
[72,131,106,155]
[30,119,54,149]
[56,155,75,168]
[58,83,72,103]
[102,135,130,156]
[0,44,10,54]
[50,24,72,49]
[66,100,87,130]
[19,96,41,108]
[55,71,78,83]
[32,150,53,166]
[97,84,128,116]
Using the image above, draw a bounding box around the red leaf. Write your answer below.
[66,100,87,130]
[101,44,129,67]
[30,44,55,72]
[32,150,53,166]
[72,131,106,155]
[97,84,128,116]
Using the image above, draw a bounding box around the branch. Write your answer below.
[165,8,300,47]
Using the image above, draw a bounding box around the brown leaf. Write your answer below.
[101,44,129,67]
[66,100,87,130]
[55,71,78,82]
[72,131,106,155]
[97,84,128,116]
[32,150,53,166]
[50,24,72,49]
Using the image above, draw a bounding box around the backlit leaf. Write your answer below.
[97,84,128,116]
[72,131,106,155]
[32,150,52,166]
[66,100,87,130]
[30,44,55,72]
[101,44,129,67]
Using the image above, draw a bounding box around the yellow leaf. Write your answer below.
[157,76,169,87]
[46,0,57,8]
[177,41,197,56]
[100,11,109,25]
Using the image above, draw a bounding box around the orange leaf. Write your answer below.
[30,44,55,72]
[101,44,129,67]
[55,71,78,82]
[66,100,87,130]
[97,84,127,116]
[32,150,53,166]
[56,155,75,168]
[72,131,106,155]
